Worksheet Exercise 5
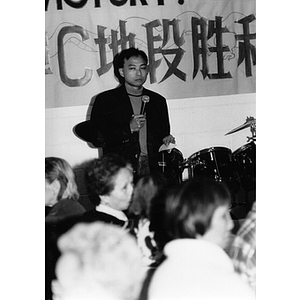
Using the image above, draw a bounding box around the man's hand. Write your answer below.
[163,134,176,146]
[130,114,146,132]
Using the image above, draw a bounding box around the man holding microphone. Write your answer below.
[89,47,175,177]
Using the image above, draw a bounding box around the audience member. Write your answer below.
[127,174,169,266]
[148,177,255,300]
[229,201,256,291]
[52,222,146,300]
[45,157,85,222]
[81,154,134,229]
[45,157,86,300]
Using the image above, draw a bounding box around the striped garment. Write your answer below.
[230,202,256,291]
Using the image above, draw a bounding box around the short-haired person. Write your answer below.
[52,222,146,300]
[81,154,134,228]
[89,47,175,176]
[148,178,255,300]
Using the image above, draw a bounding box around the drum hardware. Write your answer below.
[183,147,240,194]
[225,116,256,143]
[208,148,222,181]
[233,142,256,192]
[225,116,256,195]
[158,152,167,172]
[158,148,184,184]
[180,157,206,179]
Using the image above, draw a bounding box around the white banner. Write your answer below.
[45,0,256,108]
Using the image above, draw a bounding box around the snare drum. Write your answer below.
[233,142,256,191]
[158,148,184,184]
[188,146,240,192]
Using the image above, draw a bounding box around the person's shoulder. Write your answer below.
[143,88,166,101]
[143,88,164,98]
[95,85,122,99]
[82,208,97,217]
[82,210,125,226]
[53,198,85,212]
[93,86,124,106]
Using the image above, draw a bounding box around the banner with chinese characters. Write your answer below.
[45,0,256,108]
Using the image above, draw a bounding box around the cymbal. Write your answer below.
[225,117,256,135]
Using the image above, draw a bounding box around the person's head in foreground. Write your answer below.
[128,173,169,219]
[52,222,146,300]
[164,177,234,249]
[85,154,134,209]
[148,178,255,300]
[45,157,79,207]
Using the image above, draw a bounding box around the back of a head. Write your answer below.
[54,222,146,300]
[85,154,131,206]
[128,175,156,218]
[113,47,148,84]
[45,157,79,201]
[164,177,231,241]
[128,173,168,218]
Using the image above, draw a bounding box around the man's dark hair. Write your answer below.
[113,48,148,84]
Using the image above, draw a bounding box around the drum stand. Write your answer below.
[226,116,256,217]
[158,150,184,185]
[244,118,256,210]
[158,152,167,172]
[247,117,256,143]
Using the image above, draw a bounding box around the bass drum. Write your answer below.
[158,148,184,185]
[233,142,256,191]
[188,146,240,193]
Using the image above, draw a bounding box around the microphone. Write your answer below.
[140,95,150,115]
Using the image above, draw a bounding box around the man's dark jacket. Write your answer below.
[89,84,171,172]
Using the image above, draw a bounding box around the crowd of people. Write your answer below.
[46,48,256,299]
[45,153,256,300]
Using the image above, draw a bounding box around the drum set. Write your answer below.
[158,117,256,205]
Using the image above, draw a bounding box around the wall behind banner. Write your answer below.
[45,0,256,172]
[45,93,255,170]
